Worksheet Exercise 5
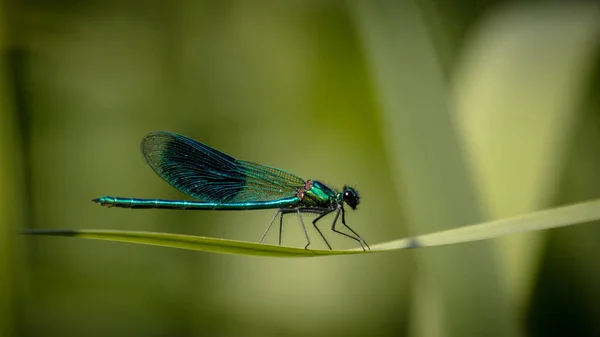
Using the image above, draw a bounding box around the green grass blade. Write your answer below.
[25,198,600,257]
[23,229,366,257]
[377,198,600,250]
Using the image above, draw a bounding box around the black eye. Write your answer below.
[343,187,359,210]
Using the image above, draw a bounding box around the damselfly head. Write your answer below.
[342,186,360,210]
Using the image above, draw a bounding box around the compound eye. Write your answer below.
[343,188,359,209]
[343,190,356,204]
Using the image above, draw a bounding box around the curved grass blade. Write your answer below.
[25,198,600,257]
[22,229,364,257]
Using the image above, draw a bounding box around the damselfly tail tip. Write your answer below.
[92,198,101,204]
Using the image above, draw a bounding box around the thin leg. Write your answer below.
[260,209,282,244]
[331,206,369,251]
[277,209,298,246]
[278,210,284,246]
[263,207,345,250]
[311,211,333,250]
[340,207,370,250]
[296,210,312,249]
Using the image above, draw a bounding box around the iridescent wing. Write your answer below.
[141,132,305,203]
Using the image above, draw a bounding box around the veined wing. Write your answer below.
[141,132,305,203]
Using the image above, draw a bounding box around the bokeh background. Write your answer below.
[1,1,600,337]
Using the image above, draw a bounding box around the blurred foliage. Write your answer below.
[1,1,599,337]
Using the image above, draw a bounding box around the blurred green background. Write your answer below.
[1,1,600,336]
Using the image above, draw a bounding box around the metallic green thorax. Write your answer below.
[299,180,337,208]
